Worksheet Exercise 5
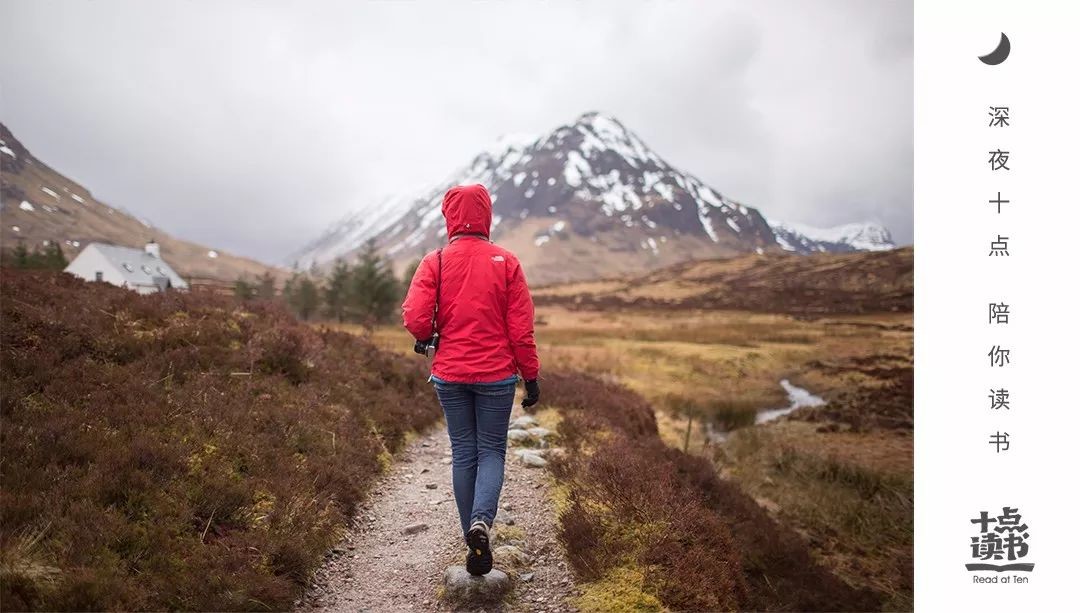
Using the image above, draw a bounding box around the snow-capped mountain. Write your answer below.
[768,219,895,253]
[290,112,895,283]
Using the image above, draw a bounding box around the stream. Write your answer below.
[704,379,826,443]
[755,379,826,424]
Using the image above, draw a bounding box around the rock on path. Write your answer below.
[298,409,578,612]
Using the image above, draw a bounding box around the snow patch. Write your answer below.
[534,235,550,247]
[19,201,34,212]
[40,187,59,199]
[563,150,591,188]
[698,209,719,242]
[207,250,219,258]
[71,193,86,203]
[775,233,797,252]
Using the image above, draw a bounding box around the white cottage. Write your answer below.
[65,241,189,294]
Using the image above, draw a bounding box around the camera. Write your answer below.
[413,333,439,358]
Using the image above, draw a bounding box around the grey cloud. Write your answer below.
[0,0,912,262]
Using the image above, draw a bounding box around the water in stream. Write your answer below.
[704,379,826,443]
[755,379,826,424]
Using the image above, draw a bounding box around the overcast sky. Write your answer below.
[0,0,912,262]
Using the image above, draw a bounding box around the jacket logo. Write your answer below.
[492,255,505,262]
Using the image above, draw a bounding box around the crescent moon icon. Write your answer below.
[979,32,1011,65]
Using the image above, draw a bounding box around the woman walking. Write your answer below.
[401,183,541,576]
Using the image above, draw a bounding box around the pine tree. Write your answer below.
[295,277,320,321]
[11,243,30,268]
[234,278,257,301]
[323,259,351,323]
[44,243,68,270]
[284,272,320,321]
[282,274,297,304]
[347,240,400,327]
[256,272,276,301]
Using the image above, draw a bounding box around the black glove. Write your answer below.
[413,338,432,355]
[522,379,540,409]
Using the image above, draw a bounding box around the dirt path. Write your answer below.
[298,409,578,612]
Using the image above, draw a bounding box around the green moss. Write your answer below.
[493,524,526,545]
[575,565,665,613]
[549,481,572,518]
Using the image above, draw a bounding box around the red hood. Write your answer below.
[442,184,492,239]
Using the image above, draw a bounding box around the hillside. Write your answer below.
[0,123,279,282]
[0,268,442,610]
[533,246,913,314]
[290,112,895,284]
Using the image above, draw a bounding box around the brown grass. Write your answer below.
[534,247,914,315]
[0,269,442,610]
[534,306,911,437]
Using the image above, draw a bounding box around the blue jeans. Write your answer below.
[433,376,517,538]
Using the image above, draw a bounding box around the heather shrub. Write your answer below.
[547,370,879,612]
[0,269,442,610]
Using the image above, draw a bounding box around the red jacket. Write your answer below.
[401,184,540,383]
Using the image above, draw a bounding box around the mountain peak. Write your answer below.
[290,112,894,281]
[768,218,896,253]
[573,110,623,128]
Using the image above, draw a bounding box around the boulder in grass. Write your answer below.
[442,566,512,604]
[509,415,538,430]
[526,427,552,439]
[516,450,547,468]
[506,428,532,443]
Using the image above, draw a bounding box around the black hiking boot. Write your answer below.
[465,520,493,576]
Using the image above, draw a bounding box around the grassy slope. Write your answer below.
[0,269,442,610]
[1,123,281,282]
[533,247,914,315]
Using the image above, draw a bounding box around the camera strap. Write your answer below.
[432,248,443,333]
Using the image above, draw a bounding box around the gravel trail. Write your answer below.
[299,409,577,612]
